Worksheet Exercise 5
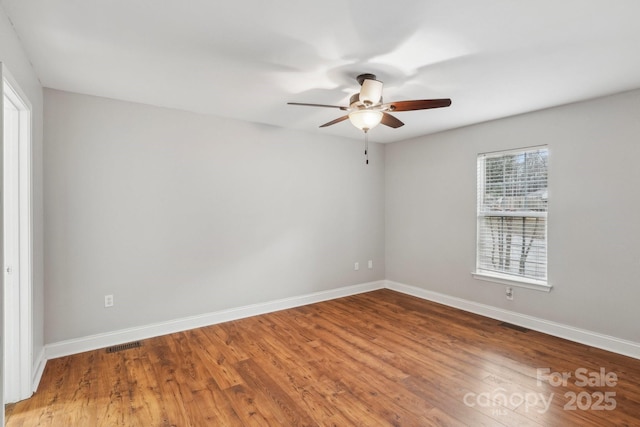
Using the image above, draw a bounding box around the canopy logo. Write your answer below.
[463,389,553,415]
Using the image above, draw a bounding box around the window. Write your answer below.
[474,146,549,290]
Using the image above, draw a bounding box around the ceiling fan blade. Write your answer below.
[381,113,404,128]
[319,115,349,128]
[288,102,348,110]
[387,98,452,112]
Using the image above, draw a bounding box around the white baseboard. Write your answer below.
[32,347,46,392]
[385,280,640,360]
[44,280,385,361]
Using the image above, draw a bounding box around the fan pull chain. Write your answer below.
[364,130,369,165]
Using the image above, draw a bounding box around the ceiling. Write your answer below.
[3,0,640,143]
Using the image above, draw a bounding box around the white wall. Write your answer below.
[44,89,385,343]
[0,5,45,400]
[386,89,640,343]
[40,65,640,355]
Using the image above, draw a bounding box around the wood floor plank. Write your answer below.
[7,289,640,426]
[233,327,343,423]
[234,358,316,426]
[126,345,173,427]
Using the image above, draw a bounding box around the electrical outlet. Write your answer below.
[104,294,114,307]
[354,262,359,271]
[368,260,373,269]
[505,287,514,301]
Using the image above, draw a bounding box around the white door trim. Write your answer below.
[2,65,33,403]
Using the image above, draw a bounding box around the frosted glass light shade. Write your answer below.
[348,110,383,131]
[359,79,383,105]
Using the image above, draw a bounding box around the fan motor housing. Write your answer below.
[350,93,383,109]
[350,93,360,107]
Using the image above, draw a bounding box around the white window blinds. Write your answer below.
[477,147,548,282]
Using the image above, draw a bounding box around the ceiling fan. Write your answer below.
[288,73,452,164]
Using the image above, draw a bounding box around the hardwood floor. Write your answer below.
[6,289,640,426]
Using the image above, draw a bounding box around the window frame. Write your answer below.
[472,146,551,292]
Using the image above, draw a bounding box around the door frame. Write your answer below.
[2,64,33,404]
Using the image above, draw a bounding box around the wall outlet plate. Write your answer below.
[505,287,514,300]
[105,294,114,307]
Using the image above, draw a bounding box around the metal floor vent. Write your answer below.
[498,322,530,333]
[106,341,142,353]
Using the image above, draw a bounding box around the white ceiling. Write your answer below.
[3,0,640,143]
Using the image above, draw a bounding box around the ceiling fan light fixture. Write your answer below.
[287,72,451,142]
[359,79,383,105]
[348,109,383,131]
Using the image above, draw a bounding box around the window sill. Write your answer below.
[471,271,552,292]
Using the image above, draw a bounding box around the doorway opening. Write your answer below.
[3,69,33,404]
